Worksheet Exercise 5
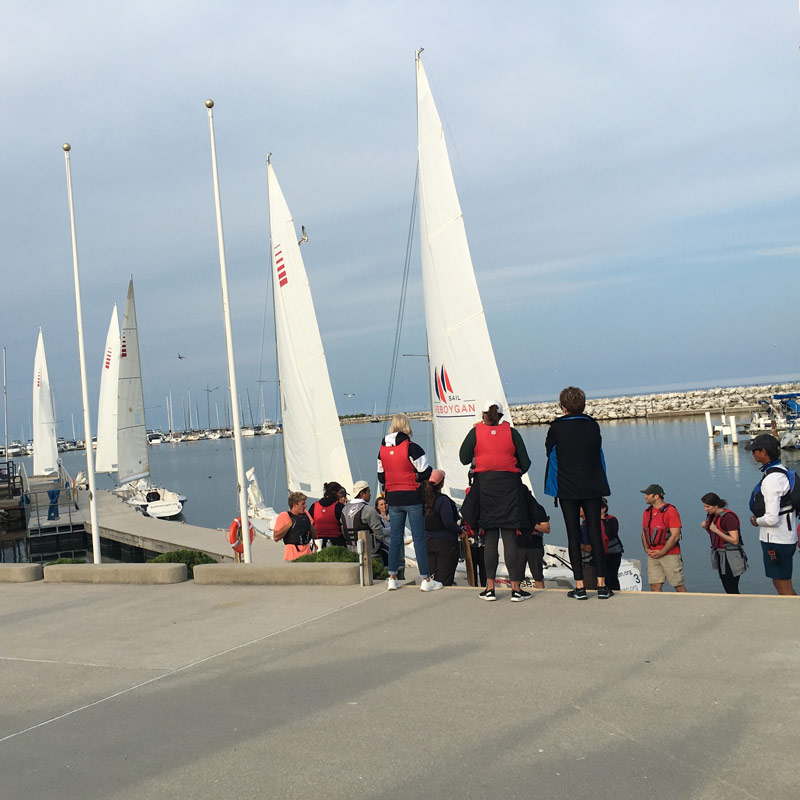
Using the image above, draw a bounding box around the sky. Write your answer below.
[2,1,800,441]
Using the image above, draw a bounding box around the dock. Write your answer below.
[0,582,796,799]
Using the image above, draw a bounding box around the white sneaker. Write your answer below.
[420,577,443,592]
[387,577,402,590]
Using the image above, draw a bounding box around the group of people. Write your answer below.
[272,387,799,599]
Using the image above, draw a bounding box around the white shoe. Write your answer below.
[387,577,402,590]
[420,577,443,592]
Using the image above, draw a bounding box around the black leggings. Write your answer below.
[560,497,606,582]
[484,528,524,583]
[718,559,741,594]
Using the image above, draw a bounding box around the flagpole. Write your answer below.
[204,100,252,563]
[62,143,101,564]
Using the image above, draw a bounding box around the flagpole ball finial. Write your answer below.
[205,99,214,108]
[62,143,71,151]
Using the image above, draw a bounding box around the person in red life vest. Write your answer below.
[459,400,532,602]
[423,469,462,586]
[273,492,317,562]
[544,386,613,600]
[700,492,748,594]
[308,482,346,549]
[377,413,442,592]
[641,483,688,592]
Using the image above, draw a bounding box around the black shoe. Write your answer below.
[597,586,614,599]
[510,589,531,602]
[479,588,497,601]
[567,587,588,600]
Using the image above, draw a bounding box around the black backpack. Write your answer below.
[750,467,800,520]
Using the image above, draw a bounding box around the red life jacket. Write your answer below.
[645,503,680,552]
[599,518,610,554]
[312,500,342,539]
[706,510,738,550]
[380,439,419,492]
[473,421,520,473]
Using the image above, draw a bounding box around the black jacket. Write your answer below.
[544,413,610,500]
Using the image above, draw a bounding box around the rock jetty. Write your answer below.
[509,382,800,426]
[392,382,800,426]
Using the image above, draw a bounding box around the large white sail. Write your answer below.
[32,329,59,476]
[95,304,120,474]
[267,160,353,498]
[416,53,522,500]
[116,280,149,485]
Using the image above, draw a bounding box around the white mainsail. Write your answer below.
[32,328,59,476]
[116,279,149,485]
[95,304,120,474]
[416,53,524,499]
[267,160,353,498]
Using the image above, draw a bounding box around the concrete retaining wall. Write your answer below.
[0,564,43,582]
[44,563,188,584]
[193,562,360,586]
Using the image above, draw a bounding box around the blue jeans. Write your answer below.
[388,504,429,578]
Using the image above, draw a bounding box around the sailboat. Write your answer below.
[246,159,353,530]
[113,279,186,519]
[414,52,641,590]
[95,305,120,474]
[32,329,59,477]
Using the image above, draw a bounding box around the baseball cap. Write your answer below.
[640,484,665,496]
[744,433,779,452]
[429,469,445,485]
[352,480,370,496]
[481,400,504,414]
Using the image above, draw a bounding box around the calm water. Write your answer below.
[25,417,800,594]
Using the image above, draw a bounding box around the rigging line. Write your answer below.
[384,164,419,417]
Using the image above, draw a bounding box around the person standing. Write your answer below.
[544,386,613,599]
[378,413,442,592]
[641,483,688,592]
[423,469,462,586]
[746,433,798,596]
[601,499,624,591]
[273,492,317,561]
[700,492,747,594]
[459,400,531,602]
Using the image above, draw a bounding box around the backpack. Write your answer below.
[750,467,800,522]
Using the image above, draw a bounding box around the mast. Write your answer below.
[205,99,251,563]
[62,144,101,563]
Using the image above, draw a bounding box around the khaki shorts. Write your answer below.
[647,553,685,587]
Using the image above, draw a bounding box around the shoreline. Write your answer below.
[352,381,800,426]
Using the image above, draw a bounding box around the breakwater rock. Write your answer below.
[509,383,800,426]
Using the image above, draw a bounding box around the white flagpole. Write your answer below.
[204,100,252,563]
[3,347,8,461]
[62,143,101,564]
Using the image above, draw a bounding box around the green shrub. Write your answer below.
[148,549,217,577]
[45,557,87,566]
[294,545,388,579]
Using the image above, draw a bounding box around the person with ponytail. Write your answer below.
[308,481,346,549]
[424,469,462,586]
[700,492,748,594]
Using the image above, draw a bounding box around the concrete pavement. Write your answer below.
[0,582,797,799]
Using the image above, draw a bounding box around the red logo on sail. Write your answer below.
[120,335,127,358]
[104,348,112,369]
[274,245,288,288]
[432,364,476,418]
